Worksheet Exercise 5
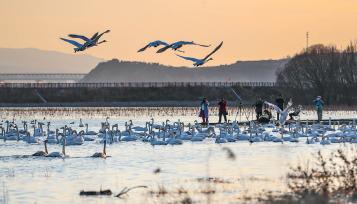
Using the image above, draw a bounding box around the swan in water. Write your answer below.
[32,140,48,156]
[84,123,97,135]
[149,133,168,146]
[175,41,223,67]
[23,131,40,144]
[46,123,59,144]
[120,122,138,142]
[63,128,84,145]
[264,99,293,126]
[190,126,206,142]
[166,130,183,145]
[47,137,67,158]
[215,129,228,144]
[138,40,169,52]
[320,136,331,145]
[79,119,84,127]
[4,124,20,141]
[92,131,108,158]
[157,41,211,53]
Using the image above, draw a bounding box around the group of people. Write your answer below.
[254,95,325,123]
[199,97,228,124]
[198,94,325,125]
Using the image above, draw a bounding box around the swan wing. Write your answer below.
[175,54,200,63]
[203,41,223,61]
[68,34,90,42]
[93,30,110,42]
[138,44,150,52]
[264,101,283,114]
[156,44,172,53]
[193,42,211,47]
[283,99,293,113]
[60,38,83,48]
[90,32,99,40]
[156,40,169,46]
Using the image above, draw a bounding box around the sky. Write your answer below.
[0,0,357,67]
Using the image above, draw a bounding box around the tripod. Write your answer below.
[234,102,243,122]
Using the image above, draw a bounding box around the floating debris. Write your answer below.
[79,189,112,196]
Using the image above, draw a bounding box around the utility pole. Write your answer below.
[306,32,309,51]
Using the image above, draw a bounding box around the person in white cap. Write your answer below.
[313,96,324,122]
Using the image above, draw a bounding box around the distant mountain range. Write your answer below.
[0,48,288,82]
[0,48,102,73]
[81,59,288,82]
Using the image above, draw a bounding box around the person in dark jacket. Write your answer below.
[218,98,228,123]
[313,96,324,122]
[254,98,264,121]
[275,94,284,120]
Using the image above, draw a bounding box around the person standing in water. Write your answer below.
[254,98,264,121]
[199,97,209,124]
[313,96,324,122]
[275,94,285,120]
[218,98,228,123]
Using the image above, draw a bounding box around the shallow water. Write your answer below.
[0,109,356,204]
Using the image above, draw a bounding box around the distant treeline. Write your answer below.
[0,85,352,106]
[0,86,280,105]
[277,43,357,105]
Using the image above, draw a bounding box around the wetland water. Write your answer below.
[0,107,356,204]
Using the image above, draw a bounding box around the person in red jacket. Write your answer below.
[218,98,228,123]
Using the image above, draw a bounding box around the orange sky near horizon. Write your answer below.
[0,0,357,67]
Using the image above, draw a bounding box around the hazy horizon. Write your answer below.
[1,0,357,70]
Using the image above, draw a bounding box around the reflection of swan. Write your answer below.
[175,42,223,67]
[32,140,48,156]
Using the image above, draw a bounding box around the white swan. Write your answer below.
[47,137,66,158]
[85,123,97,135]
[264,99,293,126]
[79,118,84,127]
[23,131,40,144]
